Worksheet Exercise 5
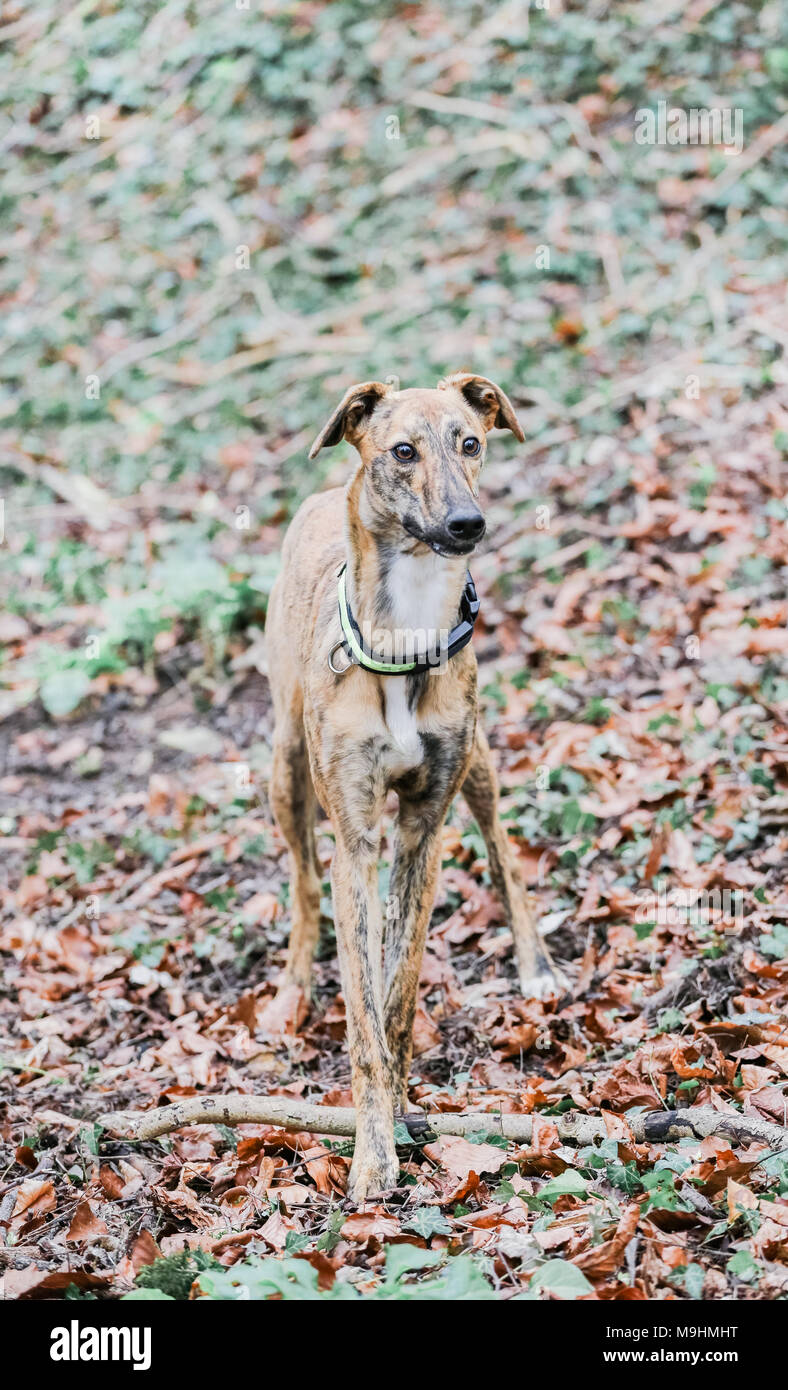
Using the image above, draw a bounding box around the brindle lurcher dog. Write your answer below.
[266,373,563,1201]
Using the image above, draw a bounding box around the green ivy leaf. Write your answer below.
[402,1207,453,1238]
[727,1250,759,1282]
[40,668,91,717]
[528,1259,593,1300]
[541,1170,588,1201]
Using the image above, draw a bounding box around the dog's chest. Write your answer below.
[382,678,423,774]
[380,552,456,776]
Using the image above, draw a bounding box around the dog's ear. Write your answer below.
[438,373,524,442]
[308,381,391,458]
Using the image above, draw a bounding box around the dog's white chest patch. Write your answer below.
[380,551,459,775]
[387,550,452,644]
[382,679,422,773]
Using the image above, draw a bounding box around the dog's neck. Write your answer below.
[344,469,468,661]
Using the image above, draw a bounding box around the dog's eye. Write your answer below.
[462,436,481,456]
[392,442,416,462]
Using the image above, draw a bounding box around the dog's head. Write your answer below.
[308,374,523,557]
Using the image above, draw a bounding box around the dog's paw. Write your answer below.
[347,1147,399,1204]
[519,961,569,1002]
[258,982,309,1037]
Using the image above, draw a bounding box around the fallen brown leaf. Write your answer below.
[67,1199,109,1242]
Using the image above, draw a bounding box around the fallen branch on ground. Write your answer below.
[99,1096,788,1151]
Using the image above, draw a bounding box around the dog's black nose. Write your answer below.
[446,509,486,544]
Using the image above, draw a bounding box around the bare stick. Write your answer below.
[99,1096,788,1151]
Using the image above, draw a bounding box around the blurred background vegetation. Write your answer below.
[2,1,788,1303]
[0,0,786,715]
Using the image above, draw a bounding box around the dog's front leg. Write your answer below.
[331,841,399,1202]
[383,808,445,1111]
[462,725,566,999]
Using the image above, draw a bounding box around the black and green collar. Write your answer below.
[329,564,480,676]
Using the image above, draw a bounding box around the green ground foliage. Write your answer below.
[1,1,787,1302]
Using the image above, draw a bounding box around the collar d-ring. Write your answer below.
[328,639,354,675]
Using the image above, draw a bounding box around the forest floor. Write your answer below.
[1,0,787,1301]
